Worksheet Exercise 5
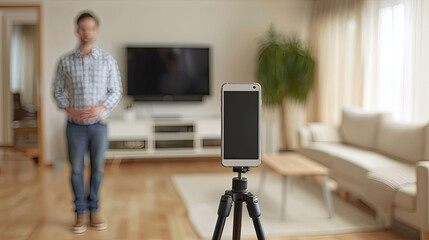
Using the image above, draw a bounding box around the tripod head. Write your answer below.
[233,167,249,179]
[233,167,249,173]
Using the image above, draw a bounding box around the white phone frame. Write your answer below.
[221,82,262,167]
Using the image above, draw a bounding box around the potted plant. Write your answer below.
[257,25,315,150]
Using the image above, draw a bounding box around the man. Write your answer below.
[53,11,122,234]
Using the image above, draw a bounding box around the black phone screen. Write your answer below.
[224,91,259,159]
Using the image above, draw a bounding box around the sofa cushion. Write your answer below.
[376,119,426,164]
[308,123,341,142]
[394,184,416,211]
[367,171,415,190]
[365,171,415,226]
[300,142,415,184]
[340,108,385,149]
[298,143,336,167]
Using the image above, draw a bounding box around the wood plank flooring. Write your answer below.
[0,149,412,240]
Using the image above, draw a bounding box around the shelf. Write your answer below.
[155,140,194,149]
[109,140,146,150]
[202,138,221,148]
[153,132,194,140]
[154,125,194,133]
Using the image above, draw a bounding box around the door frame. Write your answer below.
[0,4,44,165]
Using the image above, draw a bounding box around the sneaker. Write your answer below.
[70,214,87,234]
[90,212,107,230]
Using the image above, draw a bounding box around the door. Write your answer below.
[0,6,43,164]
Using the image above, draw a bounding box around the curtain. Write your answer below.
[19,25,37,108]
[363,0,429,122]
[309,0,365,125]
[311,0,429,123]
[11,24,37,108]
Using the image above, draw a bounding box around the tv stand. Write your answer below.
[106,117,221,160]
[133,95,204,102]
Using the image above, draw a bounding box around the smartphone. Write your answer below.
[221,83,262,167]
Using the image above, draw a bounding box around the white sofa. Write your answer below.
[298,108,429,239]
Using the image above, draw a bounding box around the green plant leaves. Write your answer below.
[257,25,315,106]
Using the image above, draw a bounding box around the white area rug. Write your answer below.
[172,172,383,239]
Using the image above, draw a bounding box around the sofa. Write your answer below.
[297,108,429,239]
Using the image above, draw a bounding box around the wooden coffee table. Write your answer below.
[259,152,333,220]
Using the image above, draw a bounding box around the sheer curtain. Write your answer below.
[309,0,365,124]
[363,0,429,122]
[311,0,429,123]
[19,25,37,108]
[10,24,38,108]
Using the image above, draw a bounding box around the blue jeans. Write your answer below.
[66,121,108,215]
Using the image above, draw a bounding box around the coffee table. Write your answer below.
[258,152,333,220]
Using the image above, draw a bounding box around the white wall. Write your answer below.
[40,0,313,163]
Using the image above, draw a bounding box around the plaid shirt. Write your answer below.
[53,47,122,125]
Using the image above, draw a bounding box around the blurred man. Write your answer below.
[53,11,122,233]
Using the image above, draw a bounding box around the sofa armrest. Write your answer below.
[417,161,429,231]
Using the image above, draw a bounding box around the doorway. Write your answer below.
[0,5,44,165]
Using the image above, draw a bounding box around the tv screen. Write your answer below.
[127,47,210,101]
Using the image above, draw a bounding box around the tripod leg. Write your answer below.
[233,201,243,240]
[212,195,233,240]
[246,194,266,240]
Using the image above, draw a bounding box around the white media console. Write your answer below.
[105,117,221,159]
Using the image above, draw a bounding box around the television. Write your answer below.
[127,46,210,101]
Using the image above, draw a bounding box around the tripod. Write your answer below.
[212,167,266,240]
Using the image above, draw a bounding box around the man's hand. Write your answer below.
[64,105,106,122]
[80,104,106,121]
[64,107,85,122]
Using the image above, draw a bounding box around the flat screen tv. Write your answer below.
[127,46,210,101]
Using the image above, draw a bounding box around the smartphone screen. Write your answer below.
[224,91,259,159]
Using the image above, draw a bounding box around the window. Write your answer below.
[377,4,410,120]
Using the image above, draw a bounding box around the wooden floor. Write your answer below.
[0,149,413,240]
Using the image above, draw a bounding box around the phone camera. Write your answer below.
[253,86,256,89]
